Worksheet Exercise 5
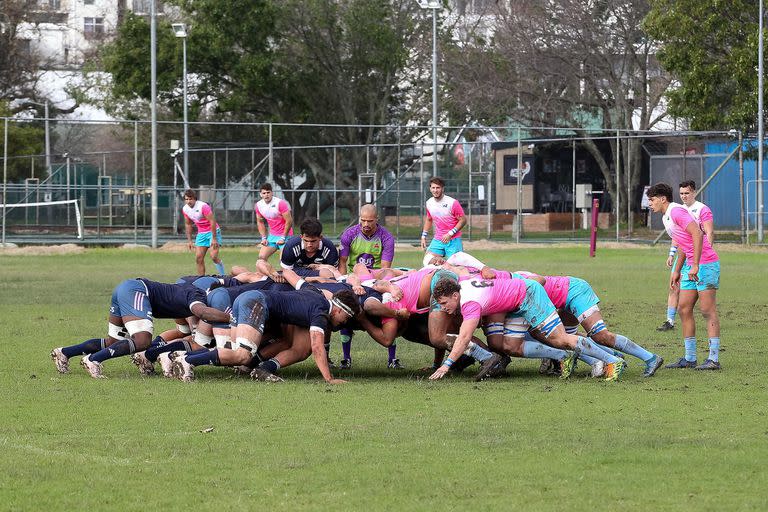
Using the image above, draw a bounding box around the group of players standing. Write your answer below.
[50,177,722,383]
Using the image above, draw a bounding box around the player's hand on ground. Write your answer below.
[327,378,348,384]
[429,365,449,380]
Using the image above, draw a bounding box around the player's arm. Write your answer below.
[702,219,714,246]
[184,215,194,250]
[380,229,395,268]
[256,211,268,245]
[203,210,219,249]
[310,329,345,384]
[338,255,349,274]
[371,279,403,301]
[670,248,686,290]
[666,241,679,267]
[446,251,495,278]
[345,273,365,295]
[421,216,433,249]
[256,259,286,283]
[429,316,479,380]
[356,314,398,347]
[280,210,293,243]
[189,302,232,324]
[685,221,703,281]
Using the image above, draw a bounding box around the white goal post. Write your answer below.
[0,199,84,240]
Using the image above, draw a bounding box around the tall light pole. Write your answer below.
[759,0,765,242]
[172,23,189,187]
[418,0,440,177]
[150,0,158,248]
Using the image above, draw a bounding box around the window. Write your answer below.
[83,17,104,39]
[84,0,95,4]
[46,0,62,9]
[132,0,151,13]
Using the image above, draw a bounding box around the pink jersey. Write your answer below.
[426,194,465,239]
[388,267,435,313]
[663,203,718,264]
[459,278,527,320]
[182,200,218,233]
[514,271,569,309]
[255,198,292,236]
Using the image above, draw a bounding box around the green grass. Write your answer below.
[1,246,766,511]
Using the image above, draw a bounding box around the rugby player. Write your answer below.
[182,189,225,275]
[420,177,467,266]
[647,183,722,370]
[338,204,398,369]
[255,183,294,262]
[657,180,715,331]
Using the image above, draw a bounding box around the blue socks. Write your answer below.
[522,340,568,361]
[613,334,654,363]
[145,340,192,362]
[667,306,677,324]
[465,342,493,362]
[91,339,137,363]
[259,358,281,373]
[62,338,105,358]
[684,337,697,362]
[214,261,225,275]
[708,337,720,362]
[576,337,620,364]
[185,349,220,366]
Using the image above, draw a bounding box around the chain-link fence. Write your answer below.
[1,117,762,245]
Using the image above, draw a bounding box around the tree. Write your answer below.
[443,0,672,214]
[644,0,759,131]
[92,0,436,220]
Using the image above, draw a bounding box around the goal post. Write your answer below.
[0,199,84,240]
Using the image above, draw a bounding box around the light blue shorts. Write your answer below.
[426,237,464,258]
[681,261,720,291]
[110,279,153,321]
[564,277,600,321]
[265,233,286,249]
[505,280,561,337]
[195,229,223,247]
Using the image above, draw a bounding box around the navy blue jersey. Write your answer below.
[218,278,283,304]
[176,275,241,287]
[138,278,207,318]
[262,283,331,333]
[311,281,382,306]
[280,235,339,268]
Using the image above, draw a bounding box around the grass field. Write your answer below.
[1,245,767,511]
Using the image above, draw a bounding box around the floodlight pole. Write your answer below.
[180,32,189,185]
[417,0,440,177]
[150,0,158,248]
[759,0,765,242]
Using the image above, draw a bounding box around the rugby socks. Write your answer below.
[90,339,137,363]
[62,338,105,358]
[214,261,226,275]
[577,353,600,366]
[388,344,398,363]
[684,337,697,362]
[259,358,281,373]
[522,340,568,361]
[341,333,353,360]
[149,335,166,349]
[145,340,193,362]
[576,337,620,364]
[185,349,220,366]
[708,337,720,362]
[465,341,493,362]
[666,307,677,325]
[613,334,654,363]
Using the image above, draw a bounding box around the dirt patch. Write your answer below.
[0,243,85,256]
[159,241,190,253]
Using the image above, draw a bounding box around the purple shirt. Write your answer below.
[338,224,395,271]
